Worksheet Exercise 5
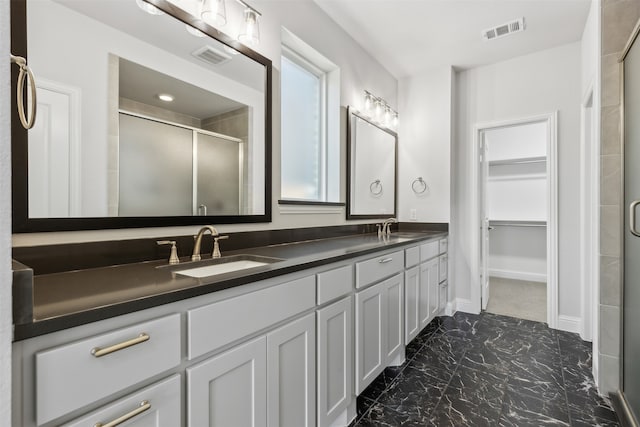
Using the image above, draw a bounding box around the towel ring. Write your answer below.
[370,179,383,195]
[11,54,37,130]
[412,177,427,194]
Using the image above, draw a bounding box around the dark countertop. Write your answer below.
[13,231,446,341]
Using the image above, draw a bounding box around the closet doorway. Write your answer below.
[473,113,558,326]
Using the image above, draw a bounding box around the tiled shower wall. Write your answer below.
[599,0,640,394]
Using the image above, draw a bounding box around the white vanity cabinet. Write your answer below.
[62,375,181,427]
[355,272,404,394]
[405,237,449,345]
[267,313,316,427]
[317,296,353,427]
[187,336,268,427]
[13,234,447,427]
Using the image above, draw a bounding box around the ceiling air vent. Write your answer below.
[191,45,232,66]
[482,18,526,41]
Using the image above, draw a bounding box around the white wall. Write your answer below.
[454,43,582,319]
[13,0,398,246]
[397,66,452,223]
[489,226,547,282]
[1,0,13,423]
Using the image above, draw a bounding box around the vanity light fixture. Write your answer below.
[237,1,261,46]
[201,0,227,27]
[136,0,164,15]
[362,90,398,131]
[157,94,175,102]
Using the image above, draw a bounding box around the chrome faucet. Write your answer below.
[382,218,398,236]
[192,225,219,261]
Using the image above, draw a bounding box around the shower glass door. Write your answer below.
[623,28,640,422]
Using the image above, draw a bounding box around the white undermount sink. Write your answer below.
[171,255,283,279]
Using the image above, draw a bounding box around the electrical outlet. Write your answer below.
[410,209,417,221]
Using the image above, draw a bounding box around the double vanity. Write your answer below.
[12,230,448,427]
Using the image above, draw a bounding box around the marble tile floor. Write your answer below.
[350,311,619,427]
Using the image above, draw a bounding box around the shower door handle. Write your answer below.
[630,200,640,237]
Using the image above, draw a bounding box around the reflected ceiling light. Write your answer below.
[157,94,175,102]
[201,0,227,27]
[392,112,399,129]
[136,0,164,15]
[223,45,240,55]
[384,104,392,127]
[185,24,206,37]
[237,1,261,46]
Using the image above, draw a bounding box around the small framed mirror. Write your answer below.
[346,107,397,219]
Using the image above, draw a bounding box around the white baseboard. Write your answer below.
[489,269,546,283]
[444,300,456,316]
[455,298,479,315]
[557,315,581,334]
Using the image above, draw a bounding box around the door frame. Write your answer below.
[469,112,558,328]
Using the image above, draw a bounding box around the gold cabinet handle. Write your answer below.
[378,257,393,263]
[94,400,151,427]
[91,333,149,357]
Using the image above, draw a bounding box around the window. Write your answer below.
[280,30,339,203]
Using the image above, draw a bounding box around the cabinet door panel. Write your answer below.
[317,297,353,427]
[405,266,420,344]
[63,375,181,427]
[385,273,404,364]
[355,282,386,394]
[419,258,439,330]
[187,337,267,427]
[267,313,316,427]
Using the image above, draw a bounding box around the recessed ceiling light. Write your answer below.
[157,94,174,102]
[136,0,164,15]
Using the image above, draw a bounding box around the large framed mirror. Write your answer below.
[346,107,397,219]
[11,0,272,232]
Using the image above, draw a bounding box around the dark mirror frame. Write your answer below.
[346,106,398,220]
[10,0,272,232]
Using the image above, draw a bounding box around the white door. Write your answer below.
[187,337,267,427]
[28,82,79,217]
[317,297,353,427]
[480,134,491,310]
[266,313,316,427]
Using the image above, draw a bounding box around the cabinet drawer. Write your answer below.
[317,264,353,305]
[405,246,420,268]
[439,238,448,254]
[420,241,440,261]
[62,375,181,427]
[355,250,404,289]
[188,275,316,360]
[439,254,448,283]
[36,314,181,425]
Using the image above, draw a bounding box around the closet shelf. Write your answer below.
[489,220,546,227]
[488,156,546,166]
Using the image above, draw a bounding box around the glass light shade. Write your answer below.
[392,112,399,129]
[238,9,260,46]
[364,92,373,115]
[136,0,164,15]
[185,24,206,37]
[374,100,383,122]
[201,0,227,27]
[384,105,392,127]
